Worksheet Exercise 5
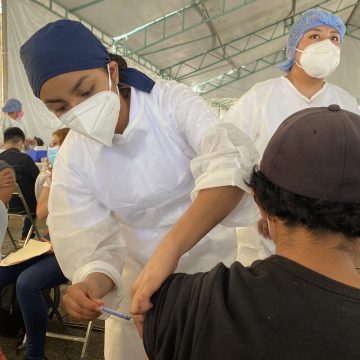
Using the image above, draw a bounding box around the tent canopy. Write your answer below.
[41,0,360,101]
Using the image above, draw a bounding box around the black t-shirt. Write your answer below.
[0,148,39,213]
[144,256,360,360]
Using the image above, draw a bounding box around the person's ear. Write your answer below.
[108,61,119,91]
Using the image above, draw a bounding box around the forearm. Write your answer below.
[36,187,50,219]
[160,186,244,258]
[83,272,115,298]
[0,185,15,206]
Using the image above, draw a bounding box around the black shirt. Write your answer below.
[0,148,39,213]
[144,256,360,360]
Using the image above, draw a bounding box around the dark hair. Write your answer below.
[4,127,25,144]
[52,127,70,145]
[104,53,130,98]
[248,167,360,239]
[34,136,44,146]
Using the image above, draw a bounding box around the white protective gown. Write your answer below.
[224,76,360,266]
[48,80,259,360]
[3,116,25,133]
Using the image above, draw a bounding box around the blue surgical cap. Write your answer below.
[279,8,346,72]
[20,19,110,98]
[2,98,22,113]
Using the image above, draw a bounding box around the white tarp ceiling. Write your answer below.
[6,0,360,118]
[48,0,360,101]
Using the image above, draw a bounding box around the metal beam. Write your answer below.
[113,0,259,56]
[192,49,287,96]
[162,0,358,80]
[347,24,360,39]
[70,0,105,12]
[30,0,163,77]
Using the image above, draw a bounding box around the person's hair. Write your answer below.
[4,127,25,144]
[34,136,44,146]
[104,53,131,98]
[247,167,360,240]
[52,128,70,145]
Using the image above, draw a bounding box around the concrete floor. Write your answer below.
[0,217,105,360]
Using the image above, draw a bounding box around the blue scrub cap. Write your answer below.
[278,8,346,72]
[20,19,109,98]
[20,19,155,97]
[2,98,22,113]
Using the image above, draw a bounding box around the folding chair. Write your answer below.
[43,288,96,360]
[18,286,99,360]
[7,183,41,249]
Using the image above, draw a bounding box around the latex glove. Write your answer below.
[257,217,270,239]
[130,243,179,337]
[62,280,104,321]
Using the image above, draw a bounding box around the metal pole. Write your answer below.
[2,0,7,106]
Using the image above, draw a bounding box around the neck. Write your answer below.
[272,223,360,288]
[115,93,131,135]
[286,65,325,99]
[3,143,20,151]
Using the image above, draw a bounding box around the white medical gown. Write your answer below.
[48,80,258,359]
[224,76,360,265]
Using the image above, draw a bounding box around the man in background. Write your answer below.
[0,127,39,239]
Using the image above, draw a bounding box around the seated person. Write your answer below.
[0,129,69,360]
[0,127,39,239]
[143,106,360,360]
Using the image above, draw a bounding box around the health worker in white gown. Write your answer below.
[224,9,360,266]
[20,20,259,360]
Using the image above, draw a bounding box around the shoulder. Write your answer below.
[246,77,281,96]
[230,77,280,110]
[150,79,195,103]
[326,83,358,103]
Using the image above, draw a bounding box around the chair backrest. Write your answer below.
[8,184,34,217]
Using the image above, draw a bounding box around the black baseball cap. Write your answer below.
[260,104,360,203]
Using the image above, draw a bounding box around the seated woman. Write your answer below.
[0,128,70,360]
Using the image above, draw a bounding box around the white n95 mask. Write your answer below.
[59,65,120,147]
[296,39,340,78]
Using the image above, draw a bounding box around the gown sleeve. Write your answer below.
[47,138,127,307]
[164,82,260,226]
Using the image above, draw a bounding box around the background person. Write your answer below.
[2,98,37,149]
[224,8,360,265]
[0,127,39,240]
[20,19,258,359]
[143,106,360,360]
[2,98,25,133]
[0,129,70,360]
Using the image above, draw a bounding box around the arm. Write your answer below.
[36,185,50,219]
[131,186,242,325]
[48,141,127,320]
[143,265,224,360]
[0,164,16,206]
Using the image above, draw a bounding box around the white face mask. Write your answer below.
[59,65,120,146]
[296,39,340,78]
